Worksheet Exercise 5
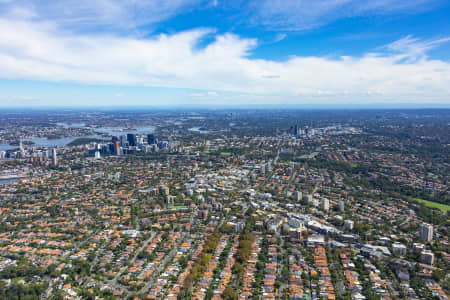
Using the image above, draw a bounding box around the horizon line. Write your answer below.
[0,104,449,111]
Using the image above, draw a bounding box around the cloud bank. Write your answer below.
[0,0,449,105]
[0,17,449,103]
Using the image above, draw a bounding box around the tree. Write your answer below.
[222,285,237,300]
[232,262,244,276]
[432,268,445,281]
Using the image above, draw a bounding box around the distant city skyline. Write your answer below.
[0,0,450,107]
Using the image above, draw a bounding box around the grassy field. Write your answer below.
[168,205,188,210]
[413,198,450,213]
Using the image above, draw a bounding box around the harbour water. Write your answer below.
[0,178,22,185]
[0,144,16,151]
[2,124,156,149]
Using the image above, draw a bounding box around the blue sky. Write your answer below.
[0,0,449,107]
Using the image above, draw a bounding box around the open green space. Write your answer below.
[67,137,107,146]
[412,198,450,213]
[168,205,188,209]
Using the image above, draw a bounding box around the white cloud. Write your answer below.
[1,95,39,105]
[0,0,204,30]
[273,33,287,43]
[2,0,441,33]
[248,0,441,30]
[189,91,219,97]
[385,35,450,61]
[0,17,449,104]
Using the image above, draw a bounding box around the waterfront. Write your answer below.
[2,124,156,149]
[0,144,16,151]
[0,177,23,185]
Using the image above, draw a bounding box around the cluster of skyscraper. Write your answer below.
[88,133,180,158]
[0,141,57,165]
[289,124,316,137]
